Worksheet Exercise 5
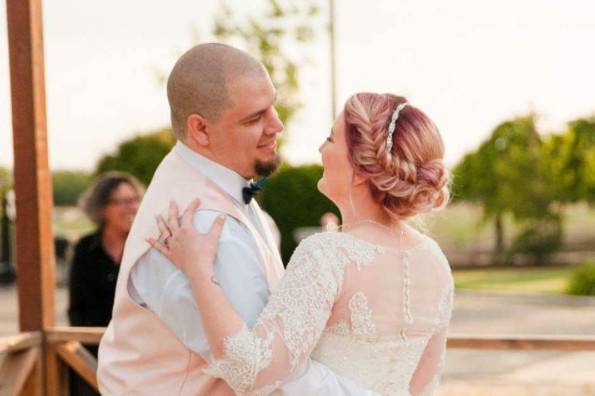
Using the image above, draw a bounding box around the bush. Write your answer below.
[52,170,92,206]
[566,262,595,296]
[507,216,563,265]
[262,164,338,263]
[96,129,175,186]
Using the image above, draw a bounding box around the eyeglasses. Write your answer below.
[107,197,139,206]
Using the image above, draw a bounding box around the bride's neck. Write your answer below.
[338,190,393,228]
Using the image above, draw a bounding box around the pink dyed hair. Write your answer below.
[343,92,450,220]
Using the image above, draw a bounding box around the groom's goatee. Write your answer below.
[255,156,281,177]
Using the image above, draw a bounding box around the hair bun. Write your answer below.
[344,93,450,219]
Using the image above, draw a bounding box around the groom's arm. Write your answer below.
[129,209,269,359]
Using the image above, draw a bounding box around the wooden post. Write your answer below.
[6,0,55,394]
[6,0,55,334]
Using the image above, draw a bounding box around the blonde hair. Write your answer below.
[343,92,450,220]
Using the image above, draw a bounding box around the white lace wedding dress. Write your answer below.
[205,230,454,396]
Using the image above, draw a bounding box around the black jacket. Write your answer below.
[68,231,120,328]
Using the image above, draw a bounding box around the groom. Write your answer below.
[97,43,373,395]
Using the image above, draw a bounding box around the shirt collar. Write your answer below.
[174,141,249,205]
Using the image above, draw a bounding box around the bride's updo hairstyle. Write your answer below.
[343,93,450,220]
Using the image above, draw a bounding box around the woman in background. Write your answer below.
[68,171,143,395]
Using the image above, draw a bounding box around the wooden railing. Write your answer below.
[0,328,102,396]
[447,333,595,351]
[0,332,42,396]
[2,328,595,395]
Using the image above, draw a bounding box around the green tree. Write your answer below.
[545,117,595,205]
[453,116,558,263]
[212,0,320,134]
[262,164,338,263]
[0,167,11,195]
[95,129,176,186]
[52,170,92,206]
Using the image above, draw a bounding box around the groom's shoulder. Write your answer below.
[191,209,229,231]
[191,209,246,243]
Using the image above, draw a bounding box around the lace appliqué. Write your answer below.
[316,232,385,271]
[349,291,377,340]
[312,327,427,396]
[327,321,350,336]
[203,325,274,393]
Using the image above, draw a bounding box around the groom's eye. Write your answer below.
[246,116,262,125]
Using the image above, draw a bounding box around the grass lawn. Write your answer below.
[453,266,575,295]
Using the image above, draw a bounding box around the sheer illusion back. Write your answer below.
[205,227,454,396]
[312,229,453,396]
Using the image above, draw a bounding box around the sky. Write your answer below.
[1,0,594,170]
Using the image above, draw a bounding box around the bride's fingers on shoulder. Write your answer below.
[156,215,171,237]
[167,201,180,231]
[208,214,226,240]
[190,198,201,211]
[181,199,201,228]
[146,238,171,259]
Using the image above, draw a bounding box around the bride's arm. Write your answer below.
[409,327,448,396]
[150,201,343,395]
[409,284,453,396]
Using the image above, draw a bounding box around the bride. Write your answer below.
[149,92,454,396]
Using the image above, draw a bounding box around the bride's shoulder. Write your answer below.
[298,230,364,249]
[293,231,340,254]
[414,233,453,281]
[417,233,449,263]
[295,231,384,263]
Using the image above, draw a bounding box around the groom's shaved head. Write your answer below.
[167,43,267,139]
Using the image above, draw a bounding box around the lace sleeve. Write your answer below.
[410,284,453,396]
[203,234,345,395]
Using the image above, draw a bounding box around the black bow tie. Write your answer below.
[242,178,267,204]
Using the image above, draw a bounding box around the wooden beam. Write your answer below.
[55,342,98,391]
[6,0,55,332]
[45,327,105,345]
[19,353,42,396]
[447,334,595,351]
[44,345,65,396]
[0,332,42,354]
[0,346,40,396]
[43,345,59,396]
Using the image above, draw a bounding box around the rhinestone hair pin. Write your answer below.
[386,102,408,153]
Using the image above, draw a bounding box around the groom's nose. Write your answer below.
[265,107,284,135]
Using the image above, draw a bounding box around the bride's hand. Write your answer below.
[147,199,226,279]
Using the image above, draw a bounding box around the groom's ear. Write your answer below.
[186,114,209,147]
